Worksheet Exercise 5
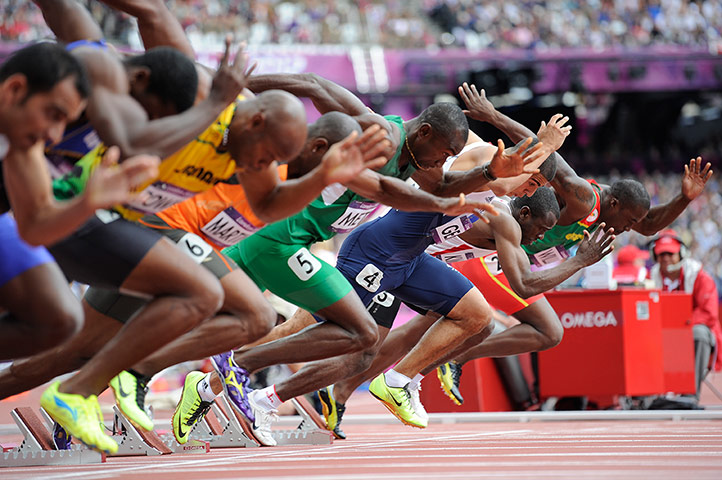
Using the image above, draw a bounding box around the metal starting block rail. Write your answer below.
[0,407,105,468]
[187,393,332,447]
[111,406,208,456]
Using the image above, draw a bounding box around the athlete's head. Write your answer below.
[511,186,561,245]
[598,179,650,233]
[289,111,362,178]
[229,89,307,171]
[0,42,89,149]
[507,141,558,198]
[407,102,468,170]
[124,47,198,119]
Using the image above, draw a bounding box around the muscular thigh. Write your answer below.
[392,253,474,317]
[227,234,352,314]
[452,257,544,315]
[48,210,161,288]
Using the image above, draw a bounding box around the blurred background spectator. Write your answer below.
[2,0,721,50]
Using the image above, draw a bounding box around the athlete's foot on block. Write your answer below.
[52,423,73,450]
[437,362,464,406]
[407,383,429,424]
[318,387,347,440]
[172,371,214,445]
[368,374,427,428]
[109,370,154,431]
[40,381,118,454]
[211,351,255,423]
[247,390,279,446]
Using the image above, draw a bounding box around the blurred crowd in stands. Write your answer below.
[2,0,721,50]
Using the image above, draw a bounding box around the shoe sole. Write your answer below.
[436,370,462,406]
[318,390,346,439]
[368,390,426,429]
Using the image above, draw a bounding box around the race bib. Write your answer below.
[530,245,570,268]
[372,291,395,308]
[200,207,259,248]
[288,247,322,281]
[482,253,504,275]
[355,263,384,293]
[437,248,479,264]
[176,232,213,264]
[330,201,378,233]
[125,182,195,215]
[431,215,477,244]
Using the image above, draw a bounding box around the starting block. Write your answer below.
[111,406,209,456]
[271,396,333,446]
[0,407,104,467]
[187,395,260,448]
[187,393,332,447]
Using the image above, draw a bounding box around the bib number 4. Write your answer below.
[288,248,322,281]
[356,263,383,293]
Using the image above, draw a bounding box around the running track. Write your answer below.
[3,419,722,480]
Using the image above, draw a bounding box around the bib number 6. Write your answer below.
[288,247,322,281]
[177,232,213,263]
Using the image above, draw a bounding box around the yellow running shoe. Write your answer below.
[318,387,346,439]
[40,381,118,454]
[172,371,213,444]
[109,370,153,431]
[437,362,464,406]
[368,374,427,428]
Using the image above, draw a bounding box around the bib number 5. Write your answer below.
[288,247,322,281]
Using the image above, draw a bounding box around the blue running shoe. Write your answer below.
[53,422,73,450]
[211,351,255,423]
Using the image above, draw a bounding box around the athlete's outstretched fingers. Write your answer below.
[472,202,499,221]
[219,35,231,67]
[100,145,120,168]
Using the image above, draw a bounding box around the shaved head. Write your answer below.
[256,89,308,159]
[308,111,362,144]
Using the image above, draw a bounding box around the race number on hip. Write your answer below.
[287,247,322,281]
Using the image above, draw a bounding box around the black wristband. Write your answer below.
[482,162,497,181]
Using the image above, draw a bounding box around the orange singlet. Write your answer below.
[156,165,288,249]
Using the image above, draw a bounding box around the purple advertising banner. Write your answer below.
[2,43,720,97]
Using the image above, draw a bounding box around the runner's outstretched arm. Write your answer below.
[82,40,253,159]
[241,126,390,222]
[5,144,158,246]
[495,221,616,298]
[100,0,196,58]
[33,0,103,43]
[414,138,545,197]
[632,156,713,235]
[345,169,498,218]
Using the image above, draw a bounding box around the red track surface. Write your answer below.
[3,419,722,480]
[3,379,722,479]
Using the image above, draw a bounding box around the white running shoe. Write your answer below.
[247,390,278,446]
[408,383,429,424]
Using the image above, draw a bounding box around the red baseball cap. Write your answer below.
[654,229,682,256]
[617,244,649,264]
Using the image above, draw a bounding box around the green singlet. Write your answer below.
[223,115,417,313]
[522,180,602,268]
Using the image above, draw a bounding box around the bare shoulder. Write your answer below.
[74,48,128,93]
